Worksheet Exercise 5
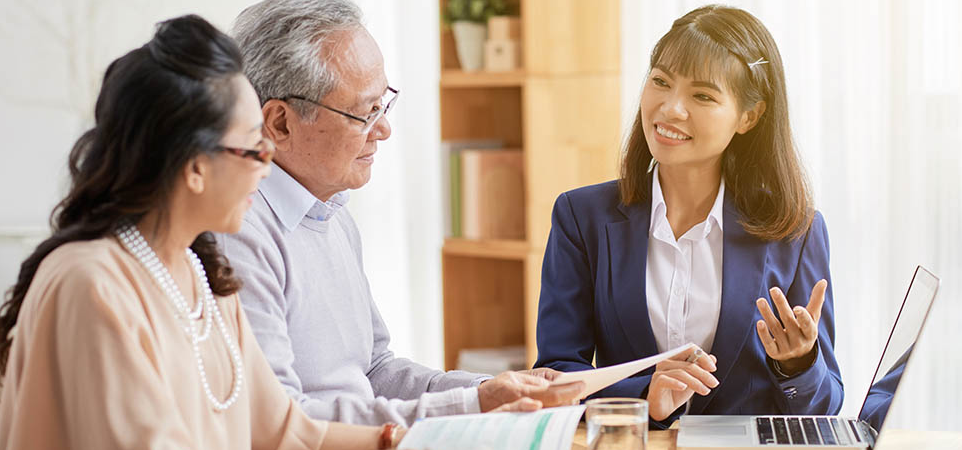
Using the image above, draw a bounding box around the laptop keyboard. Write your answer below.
[755,416,857,446]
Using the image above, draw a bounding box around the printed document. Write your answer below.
[398,405,586,450]
[551,343,695,397]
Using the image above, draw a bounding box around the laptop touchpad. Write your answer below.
[687,425,748,436]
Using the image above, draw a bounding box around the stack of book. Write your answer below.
[442,140,525,240]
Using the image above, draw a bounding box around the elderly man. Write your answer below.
[220,0,581,427]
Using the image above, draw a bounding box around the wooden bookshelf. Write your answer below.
[442,238,529,260]
[440,0,621,370]
[441,69,525,88]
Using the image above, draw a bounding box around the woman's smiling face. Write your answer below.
[641,63,760,171]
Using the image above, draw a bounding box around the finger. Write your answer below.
[656,363,718,390]
[756,297,789,351]
[806,279,828,324]
[526,381,585,406]
[656,359,710,373]
[756,320,779,357]
[794,306,818,341]
[653,373,688,391]
[513,372,551,388]
[527,367,562,381]
[695,353,718,372]
[770,287,802,337]
[669,345,702,363]
[684,362,720,388]
[492,397,543,413]
[665,369,712,396]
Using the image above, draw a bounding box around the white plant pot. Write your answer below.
[452,21,487,72]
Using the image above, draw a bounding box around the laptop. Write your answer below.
[676,266,941,450]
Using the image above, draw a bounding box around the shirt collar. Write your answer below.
[259,162,350,231]
[649,164,725,240]
[309,190,350,222]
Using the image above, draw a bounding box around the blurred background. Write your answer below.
[1,0,959,432]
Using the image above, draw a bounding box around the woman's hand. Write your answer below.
[646,346,718,421]
[755,279,828,374]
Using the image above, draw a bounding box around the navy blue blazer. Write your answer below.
[534,180,844,427]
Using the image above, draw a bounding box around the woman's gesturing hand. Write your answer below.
[755,279,828,375]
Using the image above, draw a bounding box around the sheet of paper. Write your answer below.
[398,405,586,450]
[551,343,695,398]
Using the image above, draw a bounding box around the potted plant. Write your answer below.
[443,0,509,71]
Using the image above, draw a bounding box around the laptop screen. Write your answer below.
[857,266,940,431]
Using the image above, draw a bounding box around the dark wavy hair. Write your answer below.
[0,15,245,372]
[619,5,813,241]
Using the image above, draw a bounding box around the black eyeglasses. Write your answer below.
[283,86,399,134]
[218,137,276,164]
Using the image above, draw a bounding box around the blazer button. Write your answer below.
[784,386,798,399]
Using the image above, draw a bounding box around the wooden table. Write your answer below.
[571,425,676,450]
[570,425,962,449]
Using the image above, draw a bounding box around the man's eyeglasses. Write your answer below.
[218,137,276,164]
[284,86,399,134]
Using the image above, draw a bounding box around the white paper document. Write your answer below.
[398,405,586,450]
[551,343,695,398]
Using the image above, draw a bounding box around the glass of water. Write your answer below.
[585,398,648,450]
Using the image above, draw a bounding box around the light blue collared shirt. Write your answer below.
[258,162,351,227]
[218,163,486,426]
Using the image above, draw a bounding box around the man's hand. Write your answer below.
[755,279,827,374]
[478,371,585,412]
[516,367,564,381]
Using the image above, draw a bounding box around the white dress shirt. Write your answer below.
[645,165,725,353]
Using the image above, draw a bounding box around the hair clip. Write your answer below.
[748,57,769,69]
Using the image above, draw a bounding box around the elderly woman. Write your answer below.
[0,15,406,449]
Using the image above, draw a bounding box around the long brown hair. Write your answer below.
[0,15,245,373]
[619,5,813,241]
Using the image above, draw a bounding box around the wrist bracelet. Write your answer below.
[378,423,398,450]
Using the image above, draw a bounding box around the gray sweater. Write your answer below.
[218,164,485,426]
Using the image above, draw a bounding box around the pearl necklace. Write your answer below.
[116,224,244,411]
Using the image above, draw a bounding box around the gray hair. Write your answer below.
[232,0,363,118]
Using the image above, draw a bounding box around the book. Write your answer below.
[398,405,585,450]
[440,140,503,237]
[460,148,525,240]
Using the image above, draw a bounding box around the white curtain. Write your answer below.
[349,0,445,368]
[624,0,962,432]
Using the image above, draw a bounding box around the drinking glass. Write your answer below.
[585,398,648,450]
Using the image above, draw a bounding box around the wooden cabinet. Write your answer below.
[440,0,621,370]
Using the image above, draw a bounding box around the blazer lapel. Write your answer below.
[689,194,769,413]
[606,201,658,358]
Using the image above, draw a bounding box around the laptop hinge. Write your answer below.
[858,420,878,449]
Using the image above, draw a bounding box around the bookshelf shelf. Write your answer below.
[440,0,621,370]
[442,238,529,260]
[441,70,525,88]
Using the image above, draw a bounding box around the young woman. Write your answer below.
[0,15,404,449]
[534,5,843,427]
